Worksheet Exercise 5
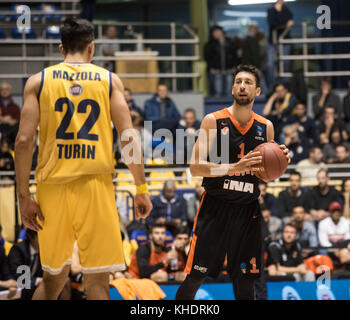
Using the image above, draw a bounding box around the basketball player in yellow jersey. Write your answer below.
[14,18,152,300]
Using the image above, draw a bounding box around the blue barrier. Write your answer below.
[110,279,350,300]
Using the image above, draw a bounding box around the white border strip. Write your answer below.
[41,259,72,275]
[81,264,126,274]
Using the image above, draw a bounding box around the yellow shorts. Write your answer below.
[36,174,125,275]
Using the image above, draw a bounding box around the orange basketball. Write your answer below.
[253,142,288,181]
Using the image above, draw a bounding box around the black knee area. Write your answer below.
[175,274,206,300]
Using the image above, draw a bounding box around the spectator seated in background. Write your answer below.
[262,82,297,139]
[306,168,343,223]
[341,179,350,221]
[282,102,319,146]
[204,25,238,97]
[334,144,350,165]
[318,105,348,146]
[144,84,181,134]
[0,82,21,149]
[333,240,350,279]
[277,171,309,222]
[296,146,325,182]
[0,245,17,298]
[128,223,179,283]
[286,206,318,252]
[281,123,309,164]
[124,88,144,119]
[267,223,315,282]
[101,25,120,72]
[312,77,342,121]
[0,225,13,256]
[147,180,188,235]
[0,138,14,172]
[343,79,350,132]
[318,202,350,248]
[166,226,190,282]
[261,206,282,241]
[258,181,277,217]
[8,229,43,300]
[323,126,350,164]
[185,180,205,230]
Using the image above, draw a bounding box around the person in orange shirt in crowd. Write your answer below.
[128,223,178,283]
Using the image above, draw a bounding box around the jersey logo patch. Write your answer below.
[69,83,83,96]
[221,127,229,135]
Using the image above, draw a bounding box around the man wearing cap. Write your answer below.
[318,202,350,248]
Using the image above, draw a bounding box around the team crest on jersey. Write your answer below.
[221,127,229,135]
[69,83,83,96]
[257,125,263,136]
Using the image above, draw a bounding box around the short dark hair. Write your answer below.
[184,108,196,115]
[60,18,94,54]
[150,223,166,234]
[309,146,322,153]
[174,226,190,237]
[337,144,349,152]
[232,64,260,88]
[283,222,297,232]
[289,170,301,179]
[274,82,288,91]
[317,167,328,177]
[124,87,132,94]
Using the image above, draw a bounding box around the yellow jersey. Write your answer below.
[35,62,115,184]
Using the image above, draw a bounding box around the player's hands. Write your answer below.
[279,144,291,164]
[134,193,153,220]
[18,194,44,232]
[228,151,262,176]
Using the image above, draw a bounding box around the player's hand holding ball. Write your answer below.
[228,151,262,176]
[253,142,290,182]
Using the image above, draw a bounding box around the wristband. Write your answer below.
[136,183,148,194]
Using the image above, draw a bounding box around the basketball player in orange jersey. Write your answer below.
[175,65,290,300]
[14,18,152,300]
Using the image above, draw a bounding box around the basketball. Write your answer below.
[253,142,288,181]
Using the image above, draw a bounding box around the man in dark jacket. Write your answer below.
[0,246,18,298]
[8,229,43,300]
[242,24,260,70]
[204,25,238,97]
[146,180,188,235]
[144,83,181,134]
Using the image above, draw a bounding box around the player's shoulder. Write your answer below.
[252,112,269,126]
[211,108,228,120]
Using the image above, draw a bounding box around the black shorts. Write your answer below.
[185,192,262,280]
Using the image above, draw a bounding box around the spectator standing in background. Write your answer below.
[318,105,347,145]
[101,25,120,72]
[287,206,318,249]
[318,202,350,248]
[341,179,350,221]
[124,88,144,119]
[306,168,343,223]
[146,180,188,234]
[312,78,342,121]
[261,206,282,241]
[0,82,20,149]
[258,181,277,217]
[267,223,315,282]
[266,0,294,90]
[263,82,297,135]
[277,171,309,221]
[204,25,238,97]
[128,224,178,282]
[8,229,43,300]
[296,146,325,182]
[242,24,260,70]
[185,180,205,230]
[144,84,181,134]
[257,31,269,96]
[323,126,350,164]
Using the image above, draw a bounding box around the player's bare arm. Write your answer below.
[189,112,262,177]
[110,72,152,219]
[15,72,44,232]
[266,119,290,163]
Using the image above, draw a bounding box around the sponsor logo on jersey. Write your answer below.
[223,179,254,194]
[255,125,265,141]
[69,83,83,96]
[221,127,229,135]
[194,265,208,273]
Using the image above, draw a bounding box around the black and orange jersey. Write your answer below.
[202,108,268,204]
